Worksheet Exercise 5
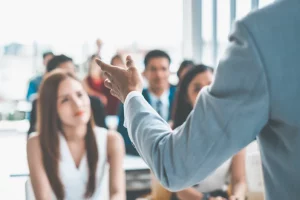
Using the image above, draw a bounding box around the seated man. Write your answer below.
[28,55,106,135]
[26,52,54,101]
[117,50,176,155]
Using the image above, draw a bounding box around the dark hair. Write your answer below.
[47,54,73,72]
[38,70,98,199]
[43,52,54,59]
[144,50,171,68]
[110,54,124,65]
[173,64,212,129]
[177,60,194,79]
[89,54,99,61]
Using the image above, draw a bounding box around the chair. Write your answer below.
[245,142,265,200]
[25,179,34,200]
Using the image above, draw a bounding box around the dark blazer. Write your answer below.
[28,95,107,136]
[117,85,176,155]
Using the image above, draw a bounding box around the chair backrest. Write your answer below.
[25,179,35,200]
[246,142,265,193]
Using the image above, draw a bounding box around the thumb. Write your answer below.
[95,59,116,73]
[126,55,136,69]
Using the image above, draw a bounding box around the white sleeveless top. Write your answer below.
[58,127,109,200]
[194,158,232,193]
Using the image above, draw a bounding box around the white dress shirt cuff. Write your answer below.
[123,91,143,128]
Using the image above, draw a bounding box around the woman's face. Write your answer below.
[187,70,213,106]
[57,78,91,127]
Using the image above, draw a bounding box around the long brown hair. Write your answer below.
[37,69,99,199]
[172,65,213,129]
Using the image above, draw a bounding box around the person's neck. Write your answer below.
[62,124,87,142]
[149,86,168,98]
[90,74,102,81]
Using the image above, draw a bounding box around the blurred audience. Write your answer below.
[172,65,246,200]
[111,54,125,67]
[26,52,54,101]
[83,54,108,105]
[27,70,125,200]
[117,50,176,155]
[96,39,103,56]
[176,60,194,82]
[28,55,107,135]
[104,54,124,114]
[83,54,121,115]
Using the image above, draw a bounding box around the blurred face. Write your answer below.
[57,78,91,127]
[58,61,76,75]
[143,57,170,91]
[112,57,125,67]
[187,70,213,106]
[43,54,54,67]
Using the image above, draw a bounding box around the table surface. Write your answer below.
[10,155,149,177]
[0,120,149,177]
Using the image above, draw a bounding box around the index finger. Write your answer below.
[95,59,118,73]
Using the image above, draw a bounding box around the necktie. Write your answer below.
[156,99,162,117]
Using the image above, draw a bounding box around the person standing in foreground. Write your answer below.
[96,1,300,199]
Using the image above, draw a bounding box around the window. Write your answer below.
[202,0,213,66]
[188,0,272,67]
[236,0,252,19]
[0,0,183,100]
[259,0,275,8]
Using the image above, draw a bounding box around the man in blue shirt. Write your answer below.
[26,52,54,101]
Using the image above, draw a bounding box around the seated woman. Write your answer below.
[28,54,107,136]
[27,69,125,200]
[103,54,123,115]
[173,65,247,200]
[83,54,108,106]
[83,54,122,115]
[176,60,194,82]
